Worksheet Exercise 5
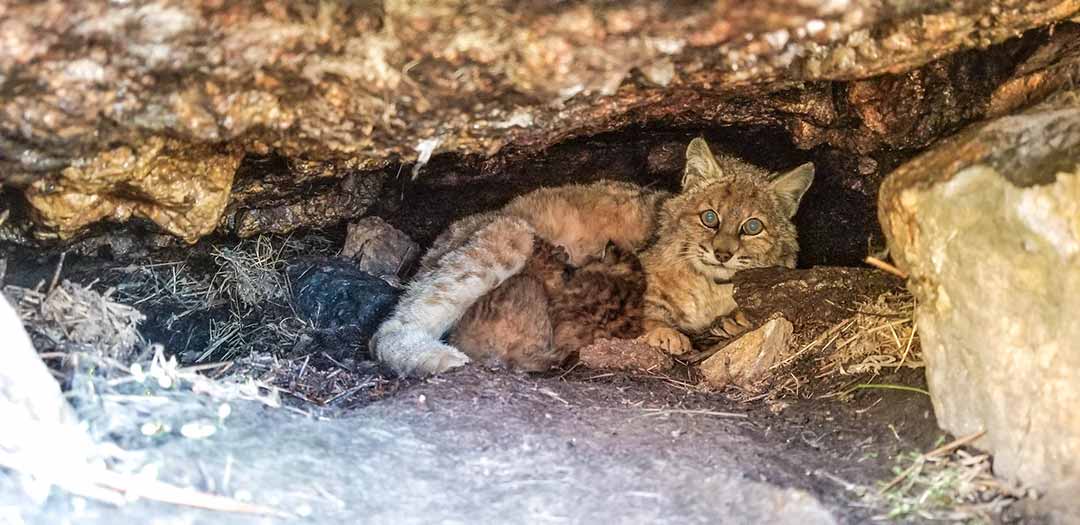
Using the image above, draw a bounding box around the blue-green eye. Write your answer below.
[741,218,764,236]
[700,210,719,228]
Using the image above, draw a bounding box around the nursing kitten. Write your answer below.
[449,239,644,371]
[371,181,661,376]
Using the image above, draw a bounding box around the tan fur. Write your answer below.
[504,181,664,266]
[449,272,558,371]
[370,215,536,376]
[373,181,661,376]
[641,138,813,354]
[373,139,812,375]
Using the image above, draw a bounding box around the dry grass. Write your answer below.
[89,232,378,403]
[112,261,211,310]
[3,269,290,517]
[208,236,289,310]
[233,350,396,408]
[770,291,923,400]
[5,280,145,361]
[818,292,922,377]
[200,235,339,362]
[104,234,337,364]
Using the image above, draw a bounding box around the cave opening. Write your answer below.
[367,123,899,272]
[4,3,1079,522]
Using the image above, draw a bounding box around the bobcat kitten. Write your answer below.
[450,239,645,371]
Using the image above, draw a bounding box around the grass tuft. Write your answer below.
[870,432,1034,522]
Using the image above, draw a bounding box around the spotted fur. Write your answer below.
[450,239,646,372]
[640,138,814,355]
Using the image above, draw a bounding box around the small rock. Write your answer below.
[767,399,790,415]
[639,57,675,87]
[286,257,402,352]
[578,337,674,372]
[180,421,217,440]
[700,317,793,390]
[342,217,419,280]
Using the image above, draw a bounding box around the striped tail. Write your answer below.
[371,215,535,376]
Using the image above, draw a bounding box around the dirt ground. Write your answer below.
[1,236,1046,523]
[3,358,1034,524]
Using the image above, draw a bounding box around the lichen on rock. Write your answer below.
[3,1,1080,241]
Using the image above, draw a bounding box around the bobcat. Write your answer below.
[639,139,814,354]
[370,138,813,376]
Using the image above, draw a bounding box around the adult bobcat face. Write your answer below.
[659,138,814,281]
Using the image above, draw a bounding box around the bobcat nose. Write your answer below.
[714,250,733,263]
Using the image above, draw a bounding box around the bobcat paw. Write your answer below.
[643,326,693,355]
[373,326,471,377]
[709,309,755,339]
[413,343,471,376]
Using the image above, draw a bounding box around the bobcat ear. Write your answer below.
[769,162,814,218]
[682,137,724,189]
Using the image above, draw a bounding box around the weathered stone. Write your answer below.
[879,90,1080,521]
[226,164,386,238]
[23,138,241,243]
[700,317,793,390]
[286,257,402,355]
[578,337,673,373]
[3,2,1080,240]
[342,217,419,280]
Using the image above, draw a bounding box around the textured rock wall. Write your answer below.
[2,1,1080,241]
[879,90,1080,520]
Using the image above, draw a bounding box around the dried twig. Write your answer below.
[0,456,289,518]
[864,256,908,279]
[633,408,748,419]
[847,383,929,396]
[48,252,67,293]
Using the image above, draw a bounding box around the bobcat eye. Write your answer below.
[700,210,719,228]
[740,218,764,236]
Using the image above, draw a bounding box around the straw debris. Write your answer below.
[208,236,289,309]
[4,280,144,361]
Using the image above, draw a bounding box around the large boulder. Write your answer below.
[879,90,1080,520]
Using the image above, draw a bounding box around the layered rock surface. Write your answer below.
[2,1,1080,240]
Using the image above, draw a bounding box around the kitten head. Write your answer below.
[657,138,814,280]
